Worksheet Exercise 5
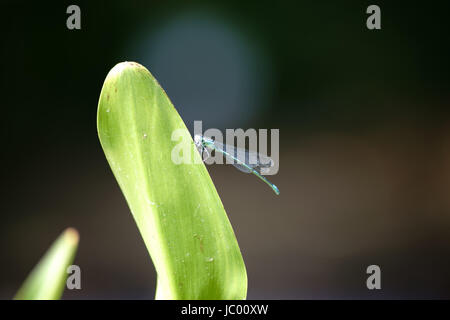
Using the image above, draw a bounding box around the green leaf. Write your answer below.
[97,62,247,299]
[14,228,79,300]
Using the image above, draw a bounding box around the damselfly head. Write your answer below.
[194,134,202,147]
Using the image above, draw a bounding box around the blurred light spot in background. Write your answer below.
[127,10,273,131]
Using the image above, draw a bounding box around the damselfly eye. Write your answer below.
[194,135,202,146]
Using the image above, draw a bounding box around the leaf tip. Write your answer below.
[63,227,79,245]
[108,61,148,77]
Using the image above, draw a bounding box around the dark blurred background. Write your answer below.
[1,0,450,299]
